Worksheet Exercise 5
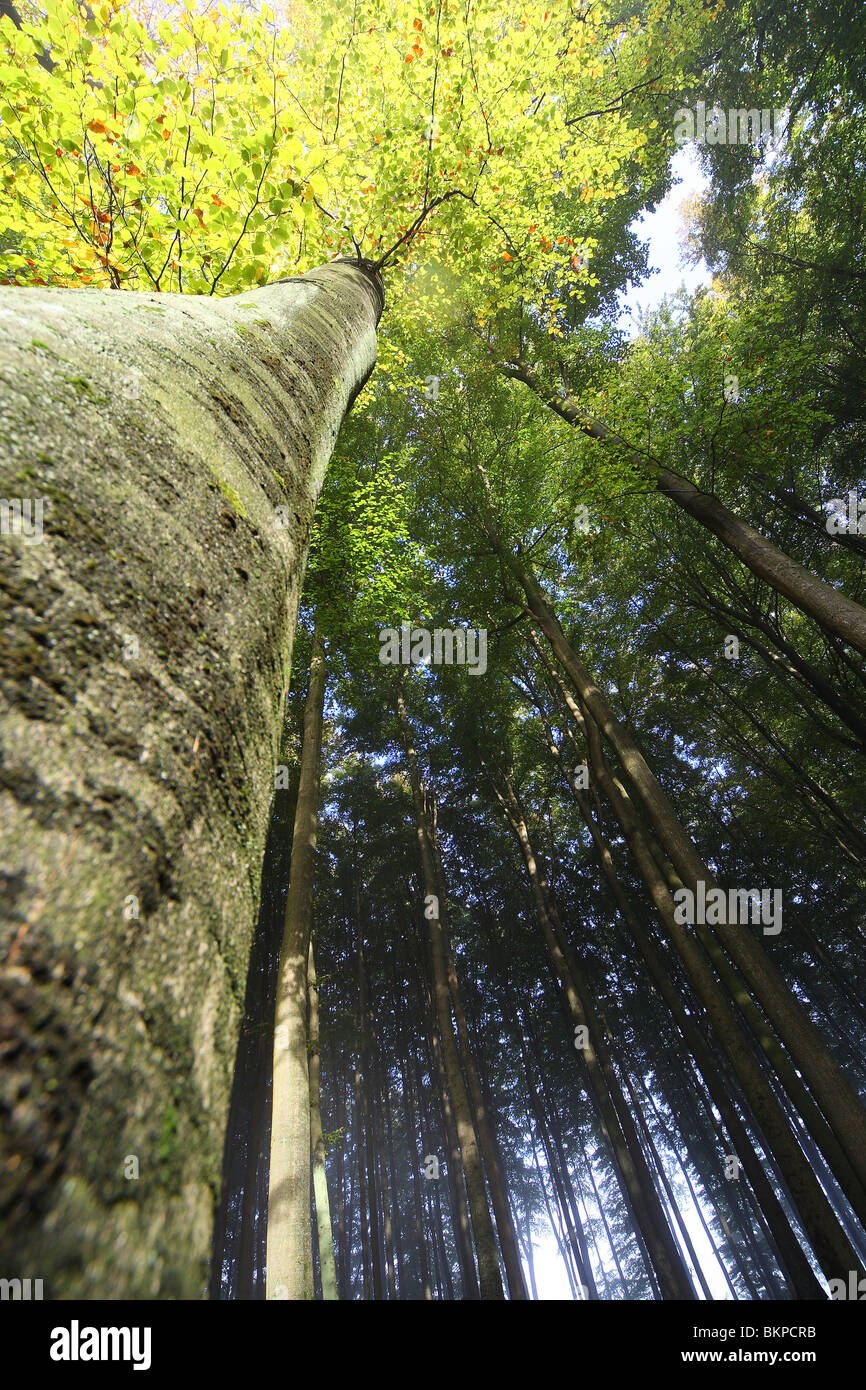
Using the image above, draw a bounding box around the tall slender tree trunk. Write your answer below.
[395,689,505,1299]
[355,881,385,1301]
[542,715,827,1298]
[0,259,382,1297]
[672,1078,771,1298]
[353,1010,372,1299]
[607,1038,712,1299]
[396,1005,433,1300]
[486,763,696,1300]
[531,1143,581,1298]
[429,997,479,1297]
[410,945,479,1298]
[502,358,866,653]
[519,1197,539,1300]
[266,627,326,1299]
[432,813,527,1297]
[503,542,866,1210]
[580,1133,629,1294]
[637,1071,740,1299]
[331,1042,351,1298]
[527,1055,597,1295]
[381,1043,405,1297]
[580,705,864,1284]
[481,908,600,1299]
[375,1058,397,1299]
[414,1035,455,1299]
[532,624,866,1238]
[307,939,338,1300]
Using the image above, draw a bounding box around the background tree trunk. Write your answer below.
[502,359,866,654]
[307,938,338,1299]
[396,689,505,1299]
[267,627,326,1299]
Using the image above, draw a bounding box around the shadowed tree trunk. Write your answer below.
[486,762,696,1300]
[430,802,527,1298]
[353,866,384,1300]
[412,947,478,1298]
[578,703,864,1285]
[501,543,866,1213]
[521,673,826,1298]
[0,257,382,1299]
[395,1006,433,1300]
[395,687,505,1299]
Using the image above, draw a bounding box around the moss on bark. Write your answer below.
[0,259,382,1298]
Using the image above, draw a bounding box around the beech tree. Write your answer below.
[4,0,866,1310]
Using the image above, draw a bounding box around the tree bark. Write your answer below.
[395,688,505,1299]
[0,258,382,1297]
[504,546,866,1209]
[266,626,326,1299]
[502,358,866,654]
[307,939,338,1299]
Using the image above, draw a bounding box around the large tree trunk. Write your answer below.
[0,258,381,1299]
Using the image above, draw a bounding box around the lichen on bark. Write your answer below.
[0,258,383,1298]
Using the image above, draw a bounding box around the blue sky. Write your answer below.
[615,147,712,336]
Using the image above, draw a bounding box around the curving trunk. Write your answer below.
[503,359,866,656]
[0,259,382,1298]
